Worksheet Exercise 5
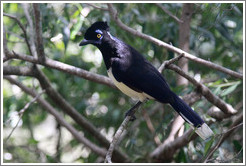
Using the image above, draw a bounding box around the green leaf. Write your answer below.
[221,82,240,96]
[29,138,39,145]
[70,17,83,40]
[175,148,187,162]
[213,86,222,96]
[204,136,215,156]
[233,140,242,151]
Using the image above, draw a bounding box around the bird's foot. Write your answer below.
[125,109,136,121]
[124,101,143,121]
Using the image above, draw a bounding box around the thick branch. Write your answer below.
[4,51,115,88]
[3,26,11,60]
[167,64,237,115]
[33,4,45,61]
[107,4,242,79]
[177,3,193,86]
[150,128,197,161]
[3,65,34,77]
[22,3,37,57]
[4,76,107,157]
[152,92,202,161]
[3,63,128,162]
[32,66,129,162]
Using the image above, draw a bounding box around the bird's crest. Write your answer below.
[87,21,109,32]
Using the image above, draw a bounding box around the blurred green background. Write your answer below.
[2,3,243,163]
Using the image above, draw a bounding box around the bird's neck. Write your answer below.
[97,37,118,70]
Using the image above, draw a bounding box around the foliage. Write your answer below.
[2,3,243,163]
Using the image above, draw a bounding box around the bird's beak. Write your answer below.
[79,39,92,46]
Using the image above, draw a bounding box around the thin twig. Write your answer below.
[4,76,108,158]
[5,90,46,142]
[202,113,243,163]
[105,101,143,163]
[155,3,183,23]
[219,122,243,136]
[55,123,62,161]
[158,53,184,73]
[105,116,131,163]
[107,4,242,79]
[205,148,243,163]
[86,3,109,11]
[142,109,161,146]
[3,13,33,56]
[118,103,163,145]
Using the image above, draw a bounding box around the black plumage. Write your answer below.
[79,21,213,140]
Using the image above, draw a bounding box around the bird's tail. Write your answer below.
[170,93,214,140]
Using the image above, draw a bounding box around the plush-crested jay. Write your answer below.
[79,21,214,140]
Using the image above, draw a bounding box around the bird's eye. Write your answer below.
[97,34,102,38]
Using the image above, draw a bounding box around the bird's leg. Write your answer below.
[125,101,142,121]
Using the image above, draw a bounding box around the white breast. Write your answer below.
[107,68,153,102]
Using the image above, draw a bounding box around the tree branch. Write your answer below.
[207,106,232,120]
[142,109,161,146]
[177,3,194,86]
[3,65,34,77]
[150,128,197,161]
[4,51,115,88]
[202,112,243,162]
[105,101,143,163]
[22,3,37,57]
[3,12,33,56]
[3,26,11,61]
[155,3,183,23]
[3,64,129,162]
[33,4,45,61]
[107,4,242,79]
[5,89,45,142]
[151,92,202,161]
[3,51,128,162]
[208,100,243,121]
[86,3,109,11]
[158,53,184,73]
[4,76,107,158]
[34,65,130,162]
[166,64,237,115]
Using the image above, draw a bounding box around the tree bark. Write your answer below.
[177,3,194,86]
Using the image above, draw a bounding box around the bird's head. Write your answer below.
[79,21,109,46]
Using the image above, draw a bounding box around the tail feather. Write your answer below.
[170,93,214,140]
[194,123,214,140]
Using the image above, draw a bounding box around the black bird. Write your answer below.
[79,21,213,140]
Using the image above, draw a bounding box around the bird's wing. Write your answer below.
[111,57,173,103]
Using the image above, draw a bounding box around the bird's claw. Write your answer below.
[125,111,136,121]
